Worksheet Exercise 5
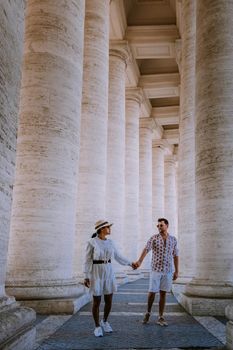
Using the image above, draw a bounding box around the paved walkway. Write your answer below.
[34,278,226,349]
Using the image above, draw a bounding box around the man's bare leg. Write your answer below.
[142,292,156,323]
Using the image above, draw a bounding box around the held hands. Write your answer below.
[131,261,142,270]
[84,278,90,288]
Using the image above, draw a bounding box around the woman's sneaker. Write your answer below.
[94,326,103,337]
[157,316,168,326]
[100,320,113,333]
[142,312,151,324]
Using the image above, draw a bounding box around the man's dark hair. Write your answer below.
[158,217,169,225]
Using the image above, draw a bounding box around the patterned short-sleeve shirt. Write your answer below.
[145,233,178,273]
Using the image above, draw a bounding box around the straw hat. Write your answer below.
[95,220,113,231]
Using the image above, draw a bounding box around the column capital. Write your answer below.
[139,117,154,130]
[110,40,130,64]
[165,154,177,163]
[126,87,143,105]
[152,139,167,150]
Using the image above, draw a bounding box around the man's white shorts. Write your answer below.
[149,271,173,292]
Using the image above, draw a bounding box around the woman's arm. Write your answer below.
[112,241,132,266]
[83,241,93,284]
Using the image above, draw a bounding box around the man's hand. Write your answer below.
[131,262,138,270]
[173,271,178,281]
[133,261,142,268]
[84,278,90,288]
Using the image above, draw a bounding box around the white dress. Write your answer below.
[83,237,132,296]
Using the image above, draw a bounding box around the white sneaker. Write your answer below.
[100,320,113,333]
[157,316,168,326]
[94,326,103,337]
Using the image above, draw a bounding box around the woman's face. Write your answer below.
[102,225,111,235]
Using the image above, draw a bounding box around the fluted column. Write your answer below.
[0,0,24,303]
[6,0,85,312]
[124,88,142,261]
[182,0,233,316]
[139,118,153,267]
[76,0,109,276]
[106,41,129,249]
[226,305,233,350]
[164,155,177,237]
[152,140,165,222]
[177,0,196,281]
[0,2,36,348]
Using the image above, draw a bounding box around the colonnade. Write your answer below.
[1,0,177,313]
[1,0,233,349]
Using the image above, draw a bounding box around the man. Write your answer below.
[135,218,179,326]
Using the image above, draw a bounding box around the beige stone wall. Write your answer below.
[0,0,25,297]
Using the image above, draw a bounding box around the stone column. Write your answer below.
[152,140,165,222]
[6,0,85,314]
[106,41,129,250]
[226,305,233,350]
[75,0,109,276]
[181,0,233,316]
[124,88,142,261]
[177,0,196,283]
[0,1,36,349]
[139,118,153,268]
[164,155,177,237]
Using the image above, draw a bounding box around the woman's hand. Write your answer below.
[84,278,90,288]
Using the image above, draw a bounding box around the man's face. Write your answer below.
[157,221,168,233]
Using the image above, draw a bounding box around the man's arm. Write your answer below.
[173,255,179,280]
[135,248,148,267]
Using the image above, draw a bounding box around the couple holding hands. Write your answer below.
[83,218,179,337]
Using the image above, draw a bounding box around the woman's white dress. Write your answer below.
[83,237,132,296]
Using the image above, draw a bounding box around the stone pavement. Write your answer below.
[34,278,226,350]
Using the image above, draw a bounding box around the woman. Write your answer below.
[83,219,135,337]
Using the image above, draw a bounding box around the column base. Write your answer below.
[175,276,193,284]
[6,282,91,314]
[172,276,193,303]
[18,293,91,315]
[6,279,87,299]
[179,293,233,316]
[0,302,36,350]
[178,278,233,315]
[226,304,233,350]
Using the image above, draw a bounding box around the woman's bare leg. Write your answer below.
[103,293,113,322]
[92,295,101,327]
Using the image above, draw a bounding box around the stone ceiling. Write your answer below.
[110,0,182,151]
